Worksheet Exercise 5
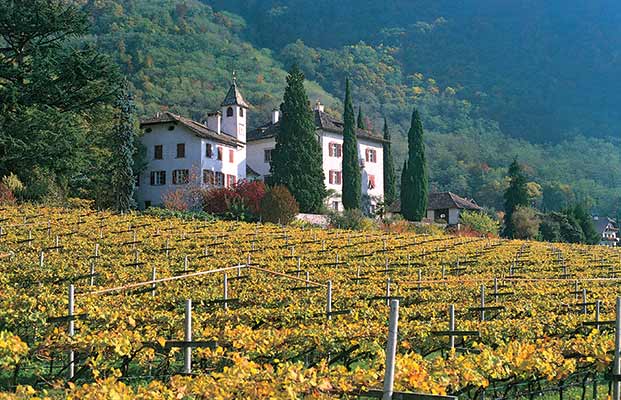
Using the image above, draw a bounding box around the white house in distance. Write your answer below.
[136,79,248,208]
[247,101,386,212]
[593,216,618,247]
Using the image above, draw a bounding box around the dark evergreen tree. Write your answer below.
[503,158,529,237]
[110,84,137,212]
[341,79,361,210]
[357,105,367,130]
[270,65,326,213]
[400,160,409,214]
[401,109,428,221]
[382,118,396,206]
[569,204,599,244]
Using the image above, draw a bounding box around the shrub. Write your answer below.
[0,183,16,205]
[67,198,95,210]
[259,185,299,225]
[1,173,24,199]
[460,210,500,237]
[328,209,376,231]
[511,206,541,239]
[202,180,267,220]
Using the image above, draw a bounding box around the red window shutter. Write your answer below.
[229,149,234,163]
[217,147,223,160]
[329,171,333,184]
[329,143,334,157]
[338,144,342,157]
[369,175,375,189]
[206,144,213,158]
[336,172,342,185]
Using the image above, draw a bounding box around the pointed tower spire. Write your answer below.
[221,71,250,108]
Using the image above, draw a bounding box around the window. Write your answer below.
[328,170,342,185]
[328,142,342,157]
[368,175,376,190]
[215,172,225,187]
[217,147,223,161]
[176,143,185,158]
[264,149,273,163]
[205,143,213,158]
[226,174,236,187]
[332,201,339,210]
[172,169,189,185]
[229,149,235,163]
[154,145,163,160]
[150,171,166,186]
[365,149,377,163]
[239,108,244,117]
[203,170,215,185]
[226,107,234,117]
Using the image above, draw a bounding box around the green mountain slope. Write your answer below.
[209,0,621,144]
[85,0,338,124]
[83,0,620,215]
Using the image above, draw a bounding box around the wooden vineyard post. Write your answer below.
[55,235,60,253]
[39,251,44,268]
[386,278,391,306]
[480,285,486,322]
[448,304,456,350]
[582,289,587,315]
[306,271,310,289]
[595,300,601,330]
[326,280,332,320]
[68,284,75,380]
[184,255,189,273]
[184,299,192,374]
[223,273,228,310]
[151,266,156,297]
[382,299,399,400]
[89,260,95,287]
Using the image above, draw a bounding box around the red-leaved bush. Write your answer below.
[0,183,16,205]
[202,180,267,216]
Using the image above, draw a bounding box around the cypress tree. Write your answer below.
[401,109,428,221]
[270,65,326,213]
[341,79,361,210]
[357,105,367,130]
[382,118,396,206]
[400,160,409,214]
[503,158,529,238]
[110,83,137,212]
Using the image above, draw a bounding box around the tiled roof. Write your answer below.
[140,112,243,147]
[247,110,386,143]
[221,83,251,109]
[389,192,482,213]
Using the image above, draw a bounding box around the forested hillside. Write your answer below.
[81,0,620,215]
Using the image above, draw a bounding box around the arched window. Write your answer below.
[239,107,244,117]
[226,107,234,117]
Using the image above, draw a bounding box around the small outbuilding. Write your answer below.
[388,191,482,225]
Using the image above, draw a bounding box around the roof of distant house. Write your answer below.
[389,192,482,213]
[247,109,386,143]
[593,217,618,235]
[140,111,243,147]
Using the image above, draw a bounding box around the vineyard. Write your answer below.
[1,205,620,399]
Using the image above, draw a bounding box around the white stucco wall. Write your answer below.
[136,123,245,208]
[246,138,275,177]
[319,130,384,212]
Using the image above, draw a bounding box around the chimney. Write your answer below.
[271,108,280,124]
[314,100,325,112]
[207,111,221,134]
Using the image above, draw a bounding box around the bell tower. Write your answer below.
[220,72,250,143]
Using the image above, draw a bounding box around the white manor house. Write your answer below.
[136,79,385,212]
